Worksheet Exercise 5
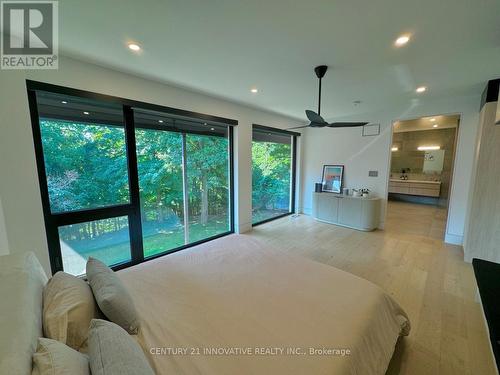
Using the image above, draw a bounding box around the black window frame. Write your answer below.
[251,124,300,227]
[27,80,236,275]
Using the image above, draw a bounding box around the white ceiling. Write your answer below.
[59,0,500,121]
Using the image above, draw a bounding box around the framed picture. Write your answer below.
[321,165,344,193]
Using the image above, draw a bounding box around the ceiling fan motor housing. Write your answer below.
[315,65,328,79]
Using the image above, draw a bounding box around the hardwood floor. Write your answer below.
[249,201,496,375]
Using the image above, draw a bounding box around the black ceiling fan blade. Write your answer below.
[327,122,370,128]
[305,110,327,124]
[309,121,328,128]
[286,125,311,130]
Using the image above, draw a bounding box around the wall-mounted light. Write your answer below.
[391,147,398,152]
[418,146,440,151]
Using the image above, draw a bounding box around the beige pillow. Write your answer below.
[88,319,154,375]
[43,271,99,351]
[32,337,90,375]
[86,258,139,334]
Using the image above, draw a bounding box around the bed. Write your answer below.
[118,234,410,375]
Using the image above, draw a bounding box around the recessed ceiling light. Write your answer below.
[391,147,398,152]
[418,146,440,151]
[158,120,163,123]
[83,111,89,115]
[416,86,427,93]
[61,101,67,104]
[250,88,258,93]
[128,43,141,51]
[429,118,436,122]
[395,35,410,47]
[210,127,215,131]
[433,124,438,128]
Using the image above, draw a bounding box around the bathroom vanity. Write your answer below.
[388,179,441,197]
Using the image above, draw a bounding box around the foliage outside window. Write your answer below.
[30,88,233,275]
[252,127,294,224]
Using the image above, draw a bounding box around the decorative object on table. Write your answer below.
[352,189,362,197]
[362,123,380,136]
[321,165,344,193]
[315,182,323,193]
[400,168,410,180]
[342,188,349,196]
[360,188,371,198]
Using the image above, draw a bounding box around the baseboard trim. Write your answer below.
[445,233,463,245]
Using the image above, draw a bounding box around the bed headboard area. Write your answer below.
[0,252,48,374]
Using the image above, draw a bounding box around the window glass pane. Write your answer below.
[59,216,131,276]
[135,128,185,258]
[252,130,292,224]
[186,133,230,243]
[36,92,129,213]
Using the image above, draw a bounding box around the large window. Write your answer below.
[28,81,235,275]
[252,125,298,225]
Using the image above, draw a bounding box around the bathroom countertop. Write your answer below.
[389,179,441,184]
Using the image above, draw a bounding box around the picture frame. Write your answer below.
[321,165,344,193]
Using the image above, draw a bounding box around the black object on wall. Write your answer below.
[480,78,500,110]
[472,258,500,373]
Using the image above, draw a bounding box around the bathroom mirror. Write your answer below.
[423,150,445,173]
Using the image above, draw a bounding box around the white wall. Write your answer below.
[0,56,303,275]
[300,94,480,245]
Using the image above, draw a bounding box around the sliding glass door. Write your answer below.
[135,128,185,258]
[28,82,234,275]
[186,133,230,243]
[134,110,231,258]
[252,125,298,225]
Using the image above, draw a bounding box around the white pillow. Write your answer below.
[0,252,47,375]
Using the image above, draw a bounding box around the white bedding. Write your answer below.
[118,235,410,375]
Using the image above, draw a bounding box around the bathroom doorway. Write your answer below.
[386,114,460,240]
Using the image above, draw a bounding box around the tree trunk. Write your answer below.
[156,188,163,222]
[201,172,208,226]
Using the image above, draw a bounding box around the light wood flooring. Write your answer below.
[249,201,496,375]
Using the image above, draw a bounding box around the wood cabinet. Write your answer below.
[388,179,441,197]
[312,193,381,231]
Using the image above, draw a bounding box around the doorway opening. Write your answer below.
[386,114,460,240]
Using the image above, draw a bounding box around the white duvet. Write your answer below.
[119,235,410,375]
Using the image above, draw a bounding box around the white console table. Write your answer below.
[312,193,381,231]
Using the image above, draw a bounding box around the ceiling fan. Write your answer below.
[288,65,369,130]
